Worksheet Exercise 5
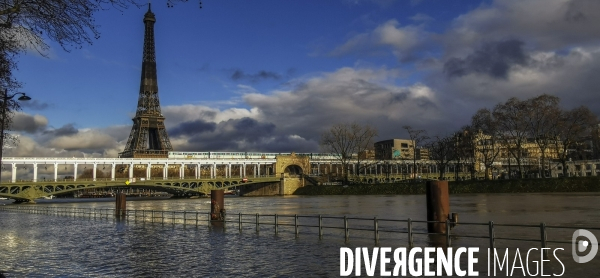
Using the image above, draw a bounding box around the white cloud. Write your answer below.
[331,20,428,60]
[47,130,118,152]
[244,67,443,140]
[429,46,600,118]
[444,0,600,56]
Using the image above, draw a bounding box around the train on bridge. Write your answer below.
[167,151,338,160]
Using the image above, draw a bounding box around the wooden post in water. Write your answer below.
[426,180,450,234]
[210,190,225,224]
[115,193,126,218]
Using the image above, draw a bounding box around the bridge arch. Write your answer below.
[0,177,281,202]
[284,165,303,175]
[275,153,310,177]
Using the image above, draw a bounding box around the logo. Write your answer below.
[572,229,598,263]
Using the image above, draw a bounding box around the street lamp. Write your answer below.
[0,89,31,183]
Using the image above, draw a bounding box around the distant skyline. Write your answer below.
[7,0,600,157]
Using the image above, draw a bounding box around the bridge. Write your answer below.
[0,154,313,202]
[0,176,281,202]
[0,156,452,183]
[3,156,599,182]
[0,157,280,183]
[2,155,599,202]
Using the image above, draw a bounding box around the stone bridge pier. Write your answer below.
[240,153,310,196]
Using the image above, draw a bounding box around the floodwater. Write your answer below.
[0,193,599,277]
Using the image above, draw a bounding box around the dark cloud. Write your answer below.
[564,0,595,23]
[43,124,78,137]
[444,39,528,79]
[177,117,280,151]
[169,119,216,137]
[256,135,317,153]
[55,124,78,136]
[230,69,281,82]
[232,117,276,139]
[162,105,219,127]
[389,91,409,104]
[191,138,237,151]
[11,113,48,133]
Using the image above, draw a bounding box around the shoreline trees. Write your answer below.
[322,94,598,181]
[320,122,377,184]
[451,94,598,179]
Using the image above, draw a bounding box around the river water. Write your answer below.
[0,193,599,277]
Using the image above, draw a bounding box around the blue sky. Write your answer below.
[7,0,600,157]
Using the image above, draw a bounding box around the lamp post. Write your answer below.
[0,89,31,183]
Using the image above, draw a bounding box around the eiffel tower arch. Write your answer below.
[120,4,173,158]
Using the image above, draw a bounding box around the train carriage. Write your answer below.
[168,151,338,160]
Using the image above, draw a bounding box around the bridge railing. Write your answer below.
[1,175,280,184]
[1,206,598,250]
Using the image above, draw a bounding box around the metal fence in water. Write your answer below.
[1,206,598,251]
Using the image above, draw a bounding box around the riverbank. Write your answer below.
[293,176,600,195]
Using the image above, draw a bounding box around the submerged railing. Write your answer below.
[1,206,598,250]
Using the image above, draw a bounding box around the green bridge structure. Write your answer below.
[0,176,282,203]
[0,154,318,203]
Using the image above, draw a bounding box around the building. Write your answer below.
[374,139,429,160]
[415,147,429,160]
[357,149,375,160]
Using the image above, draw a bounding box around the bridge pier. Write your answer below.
[11,163,16,183]
[73,162,78,181]
[279,174,285,196]
[426,180,450,234]
[210,190,225,223]
[33,163,38,182]
[93,163,97,181]
[146,163,151,180]
[111,163,116,181]
[129,163,134,180]
[115,193,126,218]
[163,163,168,179]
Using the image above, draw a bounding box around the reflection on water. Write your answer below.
[1,193,599,276]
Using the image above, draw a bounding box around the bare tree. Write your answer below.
[493,98,529,179]
[427,135,455,179]
[524,94,561,178]
[403,126,429,178]
[453,126,477,179]
[355,125,377,178]
[471,108,502,180]
[320,122,377,184]
[591,125,600,160]
[0,1,195,54]
[550,106,598,177]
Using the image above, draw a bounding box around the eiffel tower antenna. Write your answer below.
[120,6,173,158]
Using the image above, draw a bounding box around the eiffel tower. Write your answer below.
[120,4,173,158]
